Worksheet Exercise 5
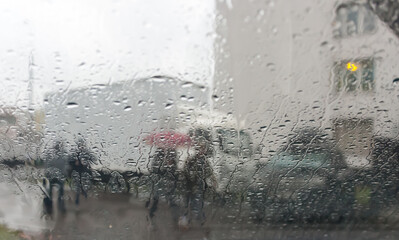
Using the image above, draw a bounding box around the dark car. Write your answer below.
[341,137,399,221]
[248,129,353,223]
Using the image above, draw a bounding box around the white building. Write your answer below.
[213,0,399,167]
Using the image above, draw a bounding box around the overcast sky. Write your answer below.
[0,0,215,109]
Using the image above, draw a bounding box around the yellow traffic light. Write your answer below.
[346,62,358,72]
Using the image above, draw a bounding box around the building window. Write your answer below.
[333,118,373,167]
[333,58,374,93]
[333,3,376,38]
[217,128,253,157]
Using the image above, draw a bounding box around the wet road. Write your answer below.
[0,164,398,239]
[45,193,399,240]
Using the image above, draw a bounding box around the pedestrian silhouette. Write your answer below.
[182,128,217,227]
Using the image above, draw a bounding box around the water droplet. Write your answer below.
[180,95,188,100]
[124,106,132,111]
[268,1,275,7]
[55,79,64,85]
[165,103,173,109]
[256,9,265,20]
[66,102,78,108]
[182,82,193,88]
[212,95,219,102]
[258,126,267,132]
[272,26,278,34]
[266,63,275,71]
[393,78,399,85]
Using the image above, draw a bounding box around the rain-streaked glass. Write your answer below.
[0,0,399,239]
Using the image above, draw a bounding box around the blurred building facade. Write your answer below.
[213,0,399,167]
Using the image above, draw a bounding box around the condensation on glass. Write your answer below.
[0,0,398,239]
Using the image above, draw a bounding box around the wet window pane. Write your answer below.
[1,0,399,239]
[333,3,376,38]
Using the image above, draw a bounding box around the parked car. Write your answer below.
[248,128,353,223]
[371,137,399,202]
[340,137,399,221]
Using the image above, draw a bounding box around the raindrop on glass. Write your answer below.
[66,102,79,108]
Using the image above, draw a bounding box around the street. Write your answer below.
[44,192,399,240]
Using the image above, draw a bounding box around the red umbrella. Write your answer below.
[143,131,192,149]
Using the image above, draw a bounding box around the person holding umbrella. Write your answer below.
[181,128,217,228]
[144,131,191,227]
